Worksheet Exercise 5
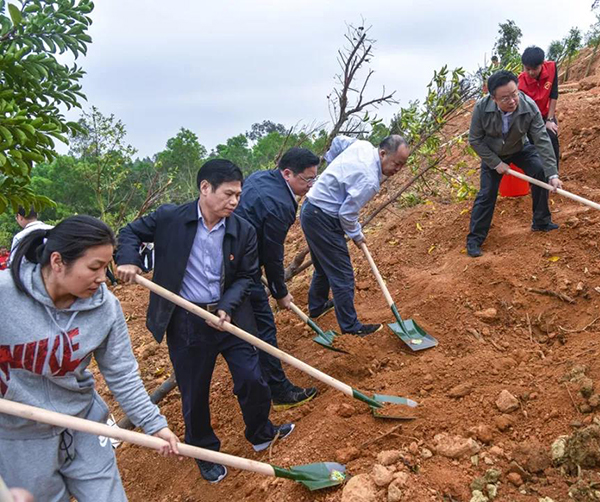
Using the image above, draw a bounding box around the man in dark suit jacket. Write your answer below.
[235,148,320,410]
[115,160,294,484]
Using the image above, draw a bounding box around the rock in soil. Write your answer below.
[468,424,494,444]
[513,441,551,474]
[387,482,403,502]
[495,390,519,413]
[474,308,498,321]
[336,446,361,464]
[338,403,356,418]
[506,472,524,487]
[377,450,402,466]
[433,433,480,459]
[371,464,394,487]
[448,381,473,398]
[494,414,514,431]
[470,490,489,502]
[341,473,378,502]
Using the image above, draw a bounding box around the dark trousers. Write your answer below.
[300,200,361,333]
[528,125,560,171]
[166,306,275,451]
[547,128,560,171]
[248,281,293,397]
[467,144,552,247]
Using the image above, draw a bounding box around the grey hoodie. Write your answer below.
[0,262,167,439]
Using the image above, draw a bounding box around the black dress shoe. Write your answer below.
[532,222,559,232]
[467,244,483,257]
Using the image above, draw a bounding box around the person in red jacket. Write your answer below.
[518,46,560,169]
[0,246,9,270]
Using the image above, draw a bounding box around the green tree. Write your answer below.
[547,40,565,62]
[585,14,600,76]
[158,128,206,201]
[563,27,583,80]
[494,20,522,66]
[69,106,137,222]
[246,120,287,142]
[0,0,93,212]
[211,134,253,174]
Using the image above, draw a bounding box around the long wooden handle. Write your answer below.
[360,242,394,308]
[258,276,310,323]
[135,275,353,398]
[0,398,275,477]
[507,169,600,211]
[289,302,310,323]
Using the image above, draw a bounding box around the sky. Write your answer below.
[60,0,598,158]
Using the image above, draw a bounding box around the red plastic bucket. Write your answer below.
[499,164,529,197]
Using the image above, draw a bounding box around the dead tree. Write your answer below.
[325,23,398,152]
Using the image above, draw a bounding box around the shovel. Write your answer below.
[0,399,346,491]
[259,277,342,352]
[135,275,418,418]
[507,169,600,211]
[288,302,345,352]
[360,242,438,351]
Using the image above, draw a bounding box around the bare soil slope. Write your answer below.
[98,56,600,501]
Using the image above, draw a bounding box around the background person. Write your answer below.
[300,135,410,336]
[466,70,562,258]
[519,46,560,169]
[9,206,53,266]
[235,147,319,410]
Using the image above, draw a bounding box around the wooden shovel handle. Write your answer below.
[360,242,394,308]
[507,169,600,212]
[134,275,353,397]
[0,477,13,502]
[0,398,275,477]
[258,276,309,323]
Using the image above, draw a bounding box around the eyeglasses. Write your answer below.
[498,91,519,104]
[298,174,319,185]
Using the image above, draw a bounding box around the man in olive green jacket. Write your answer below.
[466,70,563,257]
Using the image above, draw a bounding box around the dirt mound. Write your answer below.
[93,50,600,501]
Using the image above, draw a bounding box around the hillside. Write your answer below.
[100,52,600,502]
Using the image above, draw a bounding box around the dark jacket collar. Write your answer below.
[275,169,298,210]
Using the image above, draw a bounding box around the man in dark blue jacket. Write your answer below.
[235,148,320,410]
[115,160,294,484]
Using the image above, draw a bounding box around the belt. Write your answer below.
[191,302,219,313]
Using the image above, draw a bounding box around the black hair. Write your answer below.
[17,206,37,220]
[487,70,519,96]
[379,134,408,153]
[196,159,244,191]
[11,215,116,296]
[521,46,545,67]
[491,55,499,63]
[278,147,320,175]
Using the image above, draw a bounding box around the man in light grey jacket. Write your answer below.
[466,70,563,257]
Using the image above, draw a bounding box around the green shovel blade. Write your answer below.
[389,305,438,351]
[312,330,348,353]
[273,462,347,491]
[371,393,419,420]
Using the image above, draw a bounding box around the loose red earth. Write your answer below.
[94,49,600,501]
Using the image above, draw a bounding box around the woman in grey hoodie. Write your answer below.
[0,215,179,501]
